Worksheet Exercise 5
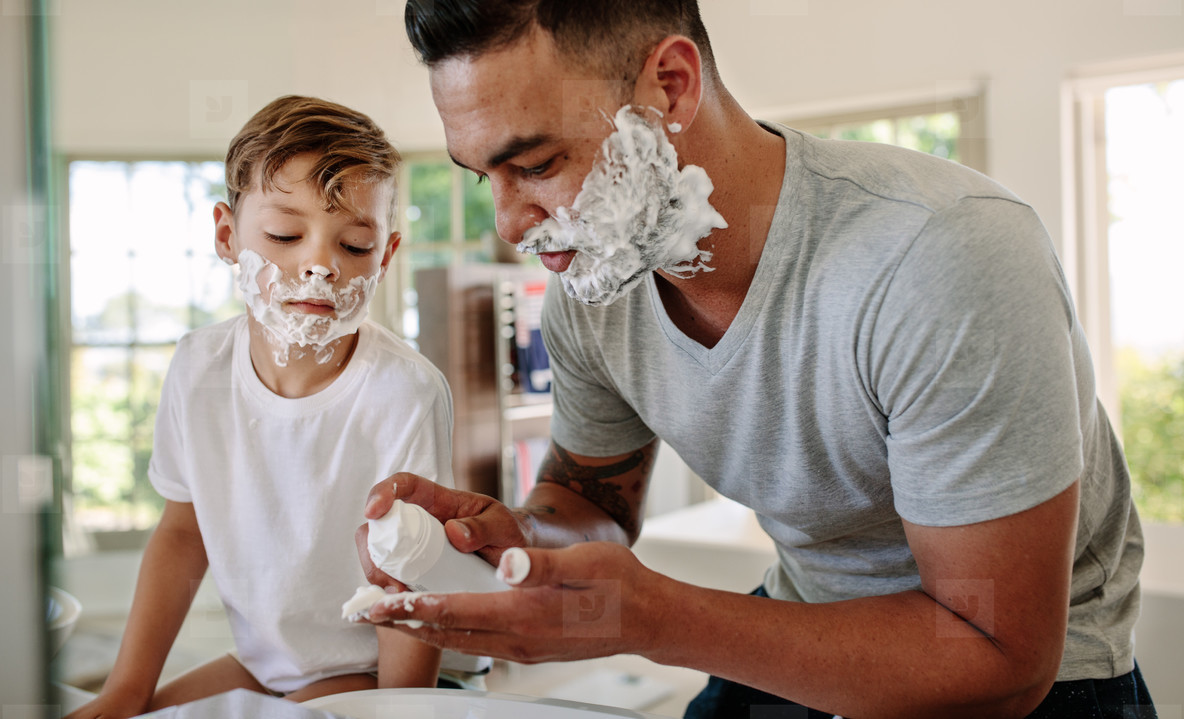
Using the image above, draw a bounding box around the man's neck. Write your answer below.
[656,101,786,348]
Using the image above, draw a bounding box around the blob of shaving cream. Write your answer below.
[236,249,378,366]
[341,587,440,629]
[517,105,728,306]
[496,547,531,586]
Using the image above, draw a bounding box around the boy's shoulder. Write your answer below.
[355,320,450,395]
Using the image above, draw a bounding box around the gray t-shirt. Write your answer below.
[542,123,1142,681]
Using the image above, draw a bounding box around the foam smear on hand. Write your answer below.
[517,105,727,306]
[341,586,436,629]
[236,249,377,366]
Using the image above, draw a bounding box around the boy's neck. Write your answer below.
[245,319,361,398]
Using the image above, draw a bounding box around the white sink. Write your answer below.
[46,586,82,657]
[302,688,667,718]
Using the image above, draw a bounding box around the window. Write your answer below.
[391,157,510,342]
[67,160,234,538]
[1065,65,1184,523]
[784,90,988,173]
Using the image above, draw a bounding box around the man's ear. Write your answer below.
[378,231,401,281]
[634,35,703,132]
[213,201,237,265]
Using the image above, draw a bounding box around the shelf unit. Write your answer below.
[415,264,553,504]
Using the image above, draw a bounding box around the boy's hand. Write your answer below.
[356,472,531,589]
[63,690,149,719]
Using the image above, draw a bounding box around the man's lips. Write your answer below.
[539,250,576,273]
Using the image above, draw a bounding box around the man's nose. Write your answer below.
[491,180,550,245]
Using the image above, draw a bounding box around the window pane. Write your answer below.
[895,112,960,162]
[407,162,453,243]
[68,159,227,535]
[1105,78,1184,522]
[464,174,497,242]
[832,118,895,144]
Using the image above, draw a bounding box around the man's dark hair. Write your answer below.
[404,0,718,90]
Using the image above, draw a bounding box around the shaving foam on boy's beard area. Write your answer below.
[516,105,728,306]
[236,249,378,366]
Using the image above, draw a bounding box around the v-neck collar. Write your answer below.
[644,122,802,375]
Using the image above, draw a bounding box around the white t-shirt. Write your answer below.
[149,316,454,693]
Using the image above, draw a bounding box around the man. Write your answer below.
[355,2,1153,716]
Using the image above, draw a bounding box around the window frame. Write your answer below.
[59,154,231,549]
[764,83,989,174]
[1062,57,1184,589]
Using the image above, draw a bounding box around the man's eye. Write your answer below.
[520,160,553,178]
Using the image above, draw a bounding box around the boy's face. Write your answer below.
[214,153,399,362]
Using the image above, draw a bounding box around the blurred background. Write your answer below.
[3,0,1182,715]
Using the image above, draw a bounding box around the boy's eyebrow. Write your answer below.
[259,201,377,231]
[450,133,555,172]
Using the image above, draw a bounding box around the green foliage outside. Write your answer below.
[1117,348,1184,523]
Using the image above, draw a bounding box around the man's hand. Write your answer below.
[355,472,530,589]
[359,541,667,664]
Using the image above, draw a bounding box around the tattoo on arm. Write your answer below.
[536,444,650,537]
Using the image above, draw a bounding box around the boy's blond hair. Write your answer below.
[225,95,401,227]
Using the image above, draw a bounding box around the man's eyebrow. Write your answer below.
[451,134,556,173]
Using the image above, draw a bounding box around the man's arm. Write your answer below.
[644,479,1079,718]
[367,480,1078,718]
[512,439,658,548]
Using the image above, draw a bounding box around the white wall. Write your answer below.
[51,0,1184,254]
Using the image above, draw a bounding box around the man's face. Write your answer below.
[430,26,611,266]
[431,27,725,306]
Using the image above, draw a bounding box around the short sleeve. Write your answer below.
[542,279,656,456]
[395,377,456,489]
[872,197,1084,526]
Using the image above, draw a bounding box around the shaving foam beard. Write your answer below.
[517,105,728,306]
[235,249,377,365]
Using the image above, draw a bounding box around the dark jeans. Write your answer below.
[684,588,1157,719]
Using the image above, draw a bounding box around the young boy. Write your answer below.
[67,95,451,717]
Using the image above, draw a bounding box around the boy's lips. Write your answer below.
[286,299,335,315]
[539,250,576,273]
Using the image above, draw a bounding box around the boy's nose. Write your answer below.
[306,265,332,280]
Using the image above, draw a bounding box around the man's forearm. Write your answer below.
[516,481,632,547]
[642,579,1051,719]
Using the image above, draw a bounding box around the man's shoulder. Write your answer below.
[777,124,1021,214]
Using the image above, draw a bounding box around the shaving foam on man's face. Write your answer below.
[236,248,378,366]
[516,105,728,306]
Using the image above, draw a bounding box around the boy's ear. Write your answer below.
[213,201,238,264]
[378,231,401,281]
[633,35,703,133]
